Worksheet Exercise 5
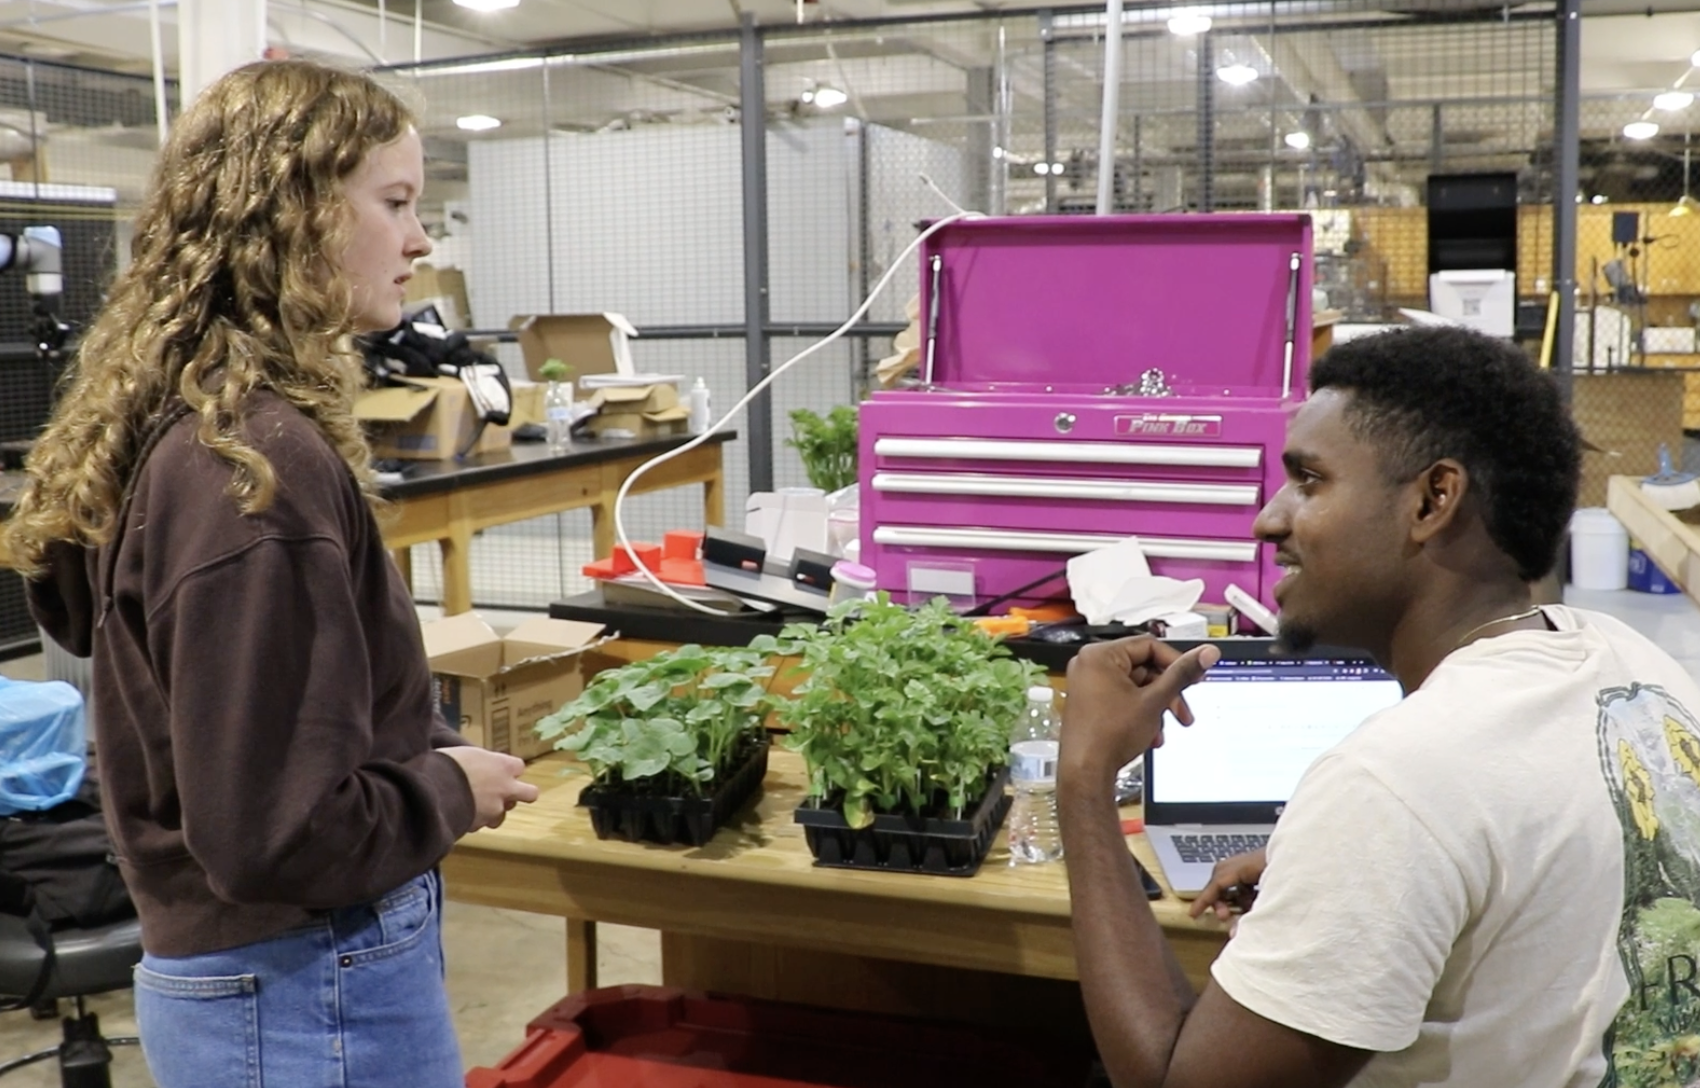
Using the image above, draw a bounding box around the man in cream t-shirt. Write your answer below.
[1056,326,1700,1088]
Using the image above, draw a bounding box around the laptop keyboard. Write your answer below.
[1173,833,1269,865]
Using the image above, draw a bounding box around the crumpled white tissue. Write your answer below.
[1067,537,1205,626]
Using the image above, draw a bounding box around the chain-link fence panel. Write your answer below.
[0,56,168,653]
[1571,85,1700,504]
[380,42,747,610]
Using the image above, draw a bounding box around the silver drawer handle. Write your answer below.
[872,525,1259,563]
[871,472,1258,507]
[874,437,1262,469]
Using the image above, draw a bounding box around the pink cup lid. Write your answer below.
[830,560,878,588]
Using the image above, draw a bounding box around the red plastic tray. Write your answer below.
[465,985,1097,1088]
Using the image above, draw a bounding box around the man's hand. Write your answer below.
[1059,637,1220,785]
[1189,847,1268,922]
[440,747,540,832]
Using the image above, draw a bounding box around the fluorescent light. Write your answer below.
[1624,120,1661,140]
[410,56,543,77]
[1216,64,1258,86]
[1167,10,1212,35]
[456,114,502,132]
[1051,162,1065,175]
[454,0,520,10]
[1033,162,1050,176]
[1284,131,1311,150]
[812,86,848,109]
[1656,91,1695,111]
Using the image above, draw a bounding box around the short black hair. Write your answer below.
[1311,326,1581,581]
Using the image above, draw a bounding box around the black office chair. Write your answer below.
[0,913,143,1088]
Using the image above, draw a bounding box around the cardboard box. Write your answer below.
[581,383,689,438]
[355,376,512,461]
[404,263,472,330]
[510,313,639,383]
[508,380,546,428]
[511,313,689,439]
[423,613,612,760]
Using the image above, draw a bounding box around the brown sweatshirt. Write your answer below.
[27,393,475,957]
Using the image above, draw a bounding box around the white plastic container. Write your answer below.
[1569,507,1629,591]
[827,560,878,607]
[687,377,712,435]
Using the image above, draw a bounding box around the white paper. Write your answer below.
[1067,536,1205,626]
[578,373,685,389]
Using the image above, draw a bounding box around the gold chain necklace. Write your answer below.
[1452,605,1544,651]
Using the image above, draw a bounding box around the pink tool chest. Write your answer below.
[858,213,1313,615]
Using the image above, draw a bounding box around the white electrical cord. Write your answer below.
[610,177,984,615]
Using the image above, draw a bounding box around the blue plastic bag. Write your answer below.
[0,676,86,816]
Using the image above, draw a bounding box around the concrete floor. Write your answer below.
[0,644,663,1087]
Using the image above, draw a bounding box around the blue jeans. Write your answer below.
[131,870,462,1088]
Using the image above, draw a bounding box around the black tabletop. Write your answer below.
[0,432,737,516]
[379,430,736,501]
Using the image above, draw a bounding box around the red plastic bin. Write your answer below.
[465,985,1098,1088]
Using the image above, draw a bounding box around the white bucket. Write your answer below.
[1569,507,1629,590]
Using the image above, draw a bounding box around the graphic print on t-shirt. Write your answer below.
[1596,683,1700,1088]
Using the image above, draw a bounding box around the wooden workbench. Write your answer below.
[381,433,730,615]
[442,745,1230,1035]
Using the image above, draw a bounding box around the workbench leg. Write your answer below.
[439,527,474,616]
[566,917,597,993]
[704,473,724,528]
[392,546,413,593]
[590,499,616,560]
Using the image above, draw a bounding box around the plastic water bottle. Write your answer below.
[544,380,573,454]
[1008,739,1063,866]
[687,377,712,435]
[1011,685,1059,745]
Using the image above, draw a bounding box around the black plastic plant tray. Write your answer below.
[579,735,770,847]
[793,768,1011,877]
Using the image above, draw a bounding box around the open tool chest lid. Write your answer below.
[915,214,1314,397]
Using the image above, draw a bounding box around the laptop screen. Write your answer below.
[1146,656,1403,811]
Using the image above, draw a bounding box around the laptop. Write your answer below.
[1143,642,1403,898]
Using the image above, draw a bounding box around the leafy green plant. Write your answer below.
[785,406,859,493]
[771,595,1043,829]
[536,644,775,797]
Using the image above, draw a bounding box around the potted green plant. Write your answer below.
[535,643,777,846]
[785,406,858,493]
[772,596,1044,875]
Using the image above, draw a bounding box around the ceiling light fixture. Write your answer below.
[1216,64,1258,86]
[456,114,503,132]
[453,0,520,11]
[1034,162,1050,176]
[1624,120,1661,140]
[1167,10,1212,36]
[1657,91,1696,111]
[812,86,848,109]
[1284,131,1311,150]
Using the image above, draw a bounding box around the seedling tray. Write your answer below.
[793,768,1010,876]
[579,735,769,847]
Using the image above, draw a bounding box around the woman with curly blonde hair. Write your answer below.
[5,59,535,1087]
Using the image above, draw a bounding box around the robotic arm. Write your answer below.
[0,226,68,361]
